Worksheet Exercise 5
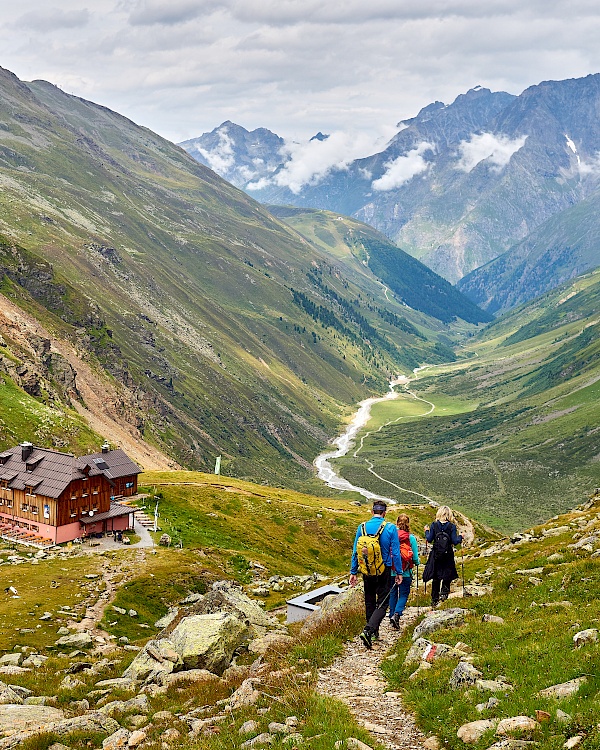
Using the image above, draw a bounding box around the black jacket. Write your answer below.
[422,520,462,583]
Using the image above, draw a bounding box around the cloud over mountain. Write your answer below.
[456,132,527,172]
[248,129,395,193]
[372,142,434,191]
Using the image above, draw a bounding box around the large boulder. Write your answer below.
[412,609,470,641]
[169,612,248,674]
[190,582,281,638]
[123,639,180,682]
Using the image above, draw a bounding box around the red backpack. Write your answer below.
[398,529,414,572]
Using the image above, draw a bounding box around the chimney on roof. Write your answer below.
[101,442,110,454]
[21,442,33,461]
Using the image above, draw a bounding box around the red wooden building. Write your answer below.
[0,442,141,547]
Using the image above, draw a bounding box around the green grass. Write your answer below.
[382,497,600,750]
[0,547,102,651]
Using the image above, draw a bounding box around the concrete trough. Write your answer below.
[286,584,343,624]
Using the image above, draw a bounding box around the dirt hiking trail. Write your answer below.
[316,607,426,750]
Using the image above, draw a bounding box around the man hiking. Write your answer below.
[349,500,402,649]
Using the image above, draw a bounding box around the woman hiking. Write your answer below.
[422,505,462,608]
[388,513,419,629]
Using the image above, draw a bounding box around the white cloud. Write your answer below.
[196,126,235,173]
[371,142,434,191]
[127,0,211,26]
[578,152,600,176]
[456,132,528,172]
[248,128,396,194]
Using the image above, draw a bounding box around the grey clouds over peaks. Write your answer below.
[2,1,600,143]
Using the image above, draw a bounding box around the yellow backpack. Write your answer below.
[357,522,386,576]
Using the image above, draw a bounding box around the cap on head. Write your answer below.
[372,500,387,514]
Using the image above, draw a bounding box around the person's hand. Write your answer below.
[349,574,358,587]
[424,525,430,532]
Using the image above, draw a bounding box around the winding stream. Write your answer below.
[314,376,409,503]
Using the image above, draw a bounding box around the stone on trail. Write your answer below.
[572,628,598,648]
[269,721,293,735]
[482,614,504,624]
[496,717,540,736]
[538,677,586,699]
[485,741,537,750]
[423,737,441,750]
[450,661,483,689]
[412,609,470,641]
[162,668,220,686]
[457,719,498,743]
[122,638,179,681]
[0,684,24,705]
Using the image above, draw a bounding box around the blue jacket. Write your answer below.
[350,516,402,575]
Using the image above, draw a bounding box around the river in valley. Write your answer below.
[314,376,409,503]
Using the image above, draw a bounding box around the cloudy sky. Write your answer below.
[2,0,600,146]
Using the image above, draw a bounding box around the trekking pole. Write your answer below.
[416,564,420,617]
[461,546,466,597]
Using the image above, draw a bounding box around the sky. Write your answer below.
[2,0,600,147]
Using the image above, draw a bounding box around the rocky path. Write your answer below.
[316,607,426,750]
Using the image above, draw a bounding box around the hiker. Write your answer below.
[388,513,419,629]
[349,500,402,649]
[422,505,462,608]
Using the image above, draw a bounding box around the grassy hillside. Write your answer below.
[385,490,600,750]
[0,66,485,485]
[330,268,600,532]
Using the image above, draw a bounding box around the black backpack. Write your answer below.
[433,523,452,558]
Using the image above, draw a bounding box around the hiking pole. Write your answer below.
[461,546,466,597]
[416,564,420,617]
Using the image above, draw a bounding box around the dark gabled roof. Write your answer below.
[79,449,142,480]
[79,501,136,524]
[1,445,107,499]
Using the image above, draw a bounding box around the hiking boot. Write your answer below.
[390,612,401,630]
[431,600,439,609]
[359,628,372,650]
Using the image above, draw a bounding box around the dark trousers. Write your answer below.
[363,566,392,634]
[431,578,451,604]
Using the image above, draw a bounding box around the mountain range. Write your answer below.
[0,65,488,484]
[183,74,600,313]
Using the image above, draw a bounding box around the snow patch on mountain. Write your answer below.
[456,132,527,173]
[371,142,434,191]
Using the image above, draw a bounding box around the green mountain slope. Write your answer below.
[0,66,484,485]
[330,268,600,532]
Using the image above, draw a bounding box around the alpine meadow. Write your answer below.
[0,57,598,750]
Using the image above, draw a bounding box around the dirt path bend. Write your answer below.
[316,607,426,750]
[69,548,148,638]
